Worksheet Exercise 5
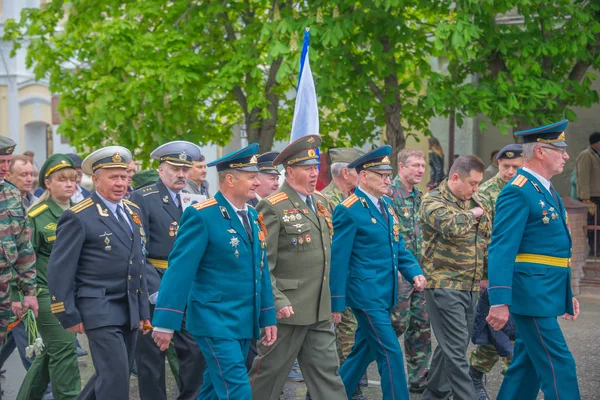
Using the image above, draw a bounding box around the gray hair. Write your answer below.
[330,162,349,178]
[522,143,540,161]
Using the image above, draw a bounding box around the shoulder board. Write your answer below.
[70,198,94,214]
[267,192,288,205]
[141,186,157,193]
[511,175,528,188]
[28,204,49,218]
[123,199,140,209]
[313,190,326,199]
[248,203,255,209]
[192,198,217,211]
[341,194,359,208]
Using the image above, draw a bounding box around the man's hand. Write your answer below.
[260,326,277,347]
[563,297,580,321]
[584,199,596,216]
[67,323,85,334]
[471,207,484,219]
[140,319,152,335]
[412,275,427,291]
[480,280,489,291]
[332,312,342,324]
[486,305,509,331]
[23,296,39,318]
[276,306,294,320]
[11,301,23,318]
[152,331,173,352]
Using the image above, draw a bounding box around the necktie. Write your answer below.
[237,210,253,243]
[306,195,315,214]
[550,185,560,206]
[379,201,389,224]
[176,193,183,211]
[117,205,133,232]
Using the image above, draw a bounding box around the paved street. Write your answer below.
[2,296,599,399]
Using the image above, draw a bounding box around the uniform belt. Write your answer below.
[515,254,570,268]
[147,258,168,269]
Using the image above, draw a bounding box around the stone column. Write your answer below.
[562,197,588,295]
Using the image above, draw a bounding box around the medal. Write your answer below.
[539,200,545,208]
[292,237,297,246]
[371,218,377,224]
[542,210,550,224]
[230,236,240,247]
[289,215,296,222]
[305,234,311,244]
[298,237,304,245]
[234,249,240,259]
[549,207,555,212]
[283,215,290,223]
[296,214,302,220]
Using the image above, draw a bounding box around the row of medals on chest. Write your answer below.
[539,200,559,224]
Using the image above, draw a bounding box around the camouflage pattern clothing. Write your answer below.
[388,177,431,388]
[0,180,36,344]
[419,179,492,291]
[469,172,513,375]
[321,180,356,363]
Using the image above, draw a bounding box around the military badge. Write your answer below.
[132,211,142,225]
[179,151,187,160]
[402,207,409,218]
[292,237,297,246]
[96,204,109,217]
[289,214,296,222]
[163,196,169,204]
[298,237,304,245]
[371,218,377,224]
[283,215,290,223]
[227,229,236,234]
[305,234,311,244]
[112,152,122,163]
[100,232,113,251]
[542,210,550,224]
[296,213,303,220]
[230,236,240,247]
[44,222,57,231]
[539,200,545,208]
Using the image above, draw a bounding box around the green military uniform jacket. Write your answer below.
[257,181,334,325]
[27,198,71,289]
[477,173,507,223]
[420,179,493,291]
[389,177,423,260]
[321,181,346,212]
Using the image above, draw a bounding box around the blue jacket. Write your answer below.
[330,187,422,312]
[488,169,574,317]
[472,288,515,357]
[152,192,277,340]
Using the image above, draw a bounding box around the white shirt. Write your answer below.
[71,185,86,204]
[165,185,181,208]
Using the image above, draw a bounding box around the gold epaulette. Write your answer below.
[142,186,156,193]
[341,194,358,208]
[123,199,140,209]
[70,198,94,214]
[192,198,217,211]
[267,192,288,205]
[28,204,49,218]
[511,175,528,188]
[313,190,326,199]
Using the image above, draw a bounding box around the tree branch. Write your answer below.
[173,3,196,27]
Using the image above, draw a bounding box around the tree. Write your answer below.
[308,1,444,168]
[3,0,306,160]
[427,0,600,134]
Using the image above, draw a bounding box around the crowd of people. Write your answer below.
[0,119,587,400]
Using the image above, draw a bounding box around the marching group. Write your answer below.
[0,119,582,400]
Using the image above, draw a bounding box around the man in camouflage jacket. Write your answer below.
[468,144,522,400]
[0,137,37,348]
[419,156,491,400]
[389,149,431,394]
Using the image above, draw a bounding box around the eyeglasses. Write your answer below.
[540,146,567,155]
[368,170,393,181]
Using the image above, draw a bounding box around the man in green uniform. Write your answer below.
[320,147,364,399]
[17,154,81,400]
[419,155,492,400]
[0,137,37,397]
[389,148,431,393]
[248,135,346,400]
[468,144,523,400]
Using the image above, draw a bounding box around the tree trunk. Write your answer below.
[245,93,279,153]
[383,73,404,175]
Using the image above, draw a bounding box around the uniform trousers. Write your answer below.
[17,290,80,400]
[195,336,251,400]
[78,324,138,400]
[497,314,580,400]
[423,288,477,400]
[136,306,205,400]
[249,320,346,400]
[340,308,410,400]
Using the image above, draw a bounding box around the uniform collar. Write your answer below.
[522,167,551,192]
[95,191,124,215]
[358,185,381,208]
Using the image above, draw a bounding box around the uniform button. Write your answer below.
[255,292,258,296]
[128,275,132,280]
[139,275,142,279]
[323,276,327,281]
[394,255,396,258]
[255,280,258,284]
[130,260,133,264]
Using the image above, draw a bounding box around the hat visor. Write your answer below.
[164,160,193,167]
[551,141,568,147]
[260,170,280,175]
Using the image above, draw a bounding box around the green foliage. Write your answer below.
[428,0,600,133]
[3,1,306,161]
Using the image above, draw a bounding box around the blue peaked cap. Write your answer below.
[515,119,568,147]
[208,142,260,172]
[348,145,393,173]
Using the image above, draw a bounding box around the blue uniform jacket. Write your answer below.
[330,187,422,312]
[488,169,574,317]
[47,193,150,331]
[152,192,277,339]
